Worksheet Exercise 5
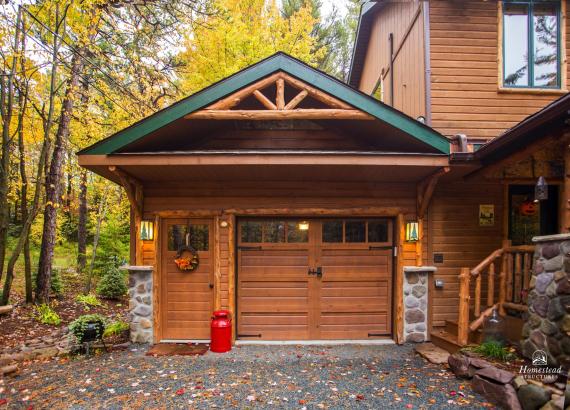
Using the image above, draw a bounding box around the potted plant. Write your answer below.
[69,314,107,344]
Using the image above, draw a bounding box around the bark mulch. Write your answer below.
[0,344,494,409]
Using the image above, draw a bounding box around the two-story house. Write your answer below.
[76,1,570,358]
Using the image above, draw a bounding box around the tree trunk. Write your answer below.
[36,49,85,303]
[77,169,87,272]
[0,7,22,281]
[17,74,32,304]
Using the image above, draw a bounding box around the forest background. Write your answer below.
[0,0,360,306]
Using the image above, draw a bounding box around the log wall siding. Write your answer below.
[359,1,427,120]
[429,180,504,327]
[429,0,570,139]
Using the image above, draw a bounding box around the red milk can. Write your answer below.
[210,310,232,353]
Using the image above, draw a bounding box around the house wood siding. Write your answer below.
[359,1,427,120]
[429,0,570,140]
[429,180,504,327]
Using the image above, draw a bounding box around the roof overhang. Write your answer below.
[78,52,449,157]
[348,1,382,89]
[79,152,450,185]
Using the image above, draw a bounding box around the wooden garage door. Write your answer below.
[237,219,393,340]
[161,219,213,340]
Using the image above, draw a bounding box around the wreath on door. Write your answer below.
[174,231,200,272]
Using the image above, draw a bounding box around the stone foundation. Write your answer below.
[521,234,570,367]
[126,266,154,344]
[403,266,435,343]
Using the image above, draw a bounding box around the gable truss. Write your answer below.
[185,72,375,121]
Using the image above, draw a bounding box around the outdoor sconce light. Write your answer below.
[535,176,548,202]
[405,222,419,242]
[140,220,154,241]
[298,221,310,231]
[220,220,229,228]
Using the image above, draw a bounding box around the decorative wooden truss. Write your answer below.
[185,72,374,121]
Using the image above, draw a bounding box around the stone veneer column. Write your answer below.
[126,266,154,344]
[403,266,436,343]
[521,234,570,367]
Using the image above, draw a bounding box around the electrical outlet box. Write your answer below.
[435,279,444,289]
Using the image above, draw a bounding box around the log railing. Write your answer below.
[456,241,535,346]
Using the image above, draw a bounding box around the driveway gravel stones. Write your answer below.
[0,344,492,409]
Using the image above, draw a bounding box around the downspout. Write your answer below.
[389,32,394,106]
[422,1,432,126]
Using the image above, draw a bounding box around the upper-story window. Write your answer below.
[503,0,561,89]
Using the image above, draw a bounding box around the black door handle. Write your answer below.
[316,267,322,278]
[308,268,315,275]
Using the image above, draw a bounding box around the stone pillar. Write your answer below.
[126,266,154,344]
[403,266,436,343]
[521,234,570,367]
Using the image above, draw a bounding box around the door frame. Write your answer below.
[234,215,399,341]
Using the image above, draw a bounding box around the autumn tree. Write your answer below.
[178,0,324,94]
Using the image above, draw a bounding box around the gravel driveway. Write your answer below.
[0,344,491,409]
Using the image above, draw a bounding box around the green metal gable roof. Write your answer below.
[78,52,449,155]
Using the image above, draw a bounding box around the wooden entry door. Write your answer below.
[237,218,393,340]
[160,218,213,340]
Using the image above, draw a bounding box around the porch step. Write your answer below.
[429,329,462,354]
[444,320,484,344]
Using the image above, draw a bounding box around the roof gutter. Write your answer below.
[422,1,432,126]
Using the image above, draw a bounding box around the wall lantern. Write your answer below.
[535,176,548,202]
[405,221,419,242]
[298,221,310,231]
[140,220,154,241]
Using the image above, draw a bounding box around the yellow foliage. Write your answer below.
[178,0,325,94]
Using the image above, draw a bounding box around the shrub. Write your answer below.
[69,314,107,343]
[33,304,61,326]
[76,294,102,309]
[96,264,127,300]
[467,341,515,362]
[103,320,130,338]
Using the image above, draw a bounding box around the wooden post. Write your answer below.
[523,252,531,295]
[506,252,514,302]
[514,252,522,303]
[276,78,285,110]
[487,262,495,307]
[499,254,507,316]
[395,213,405,344]
[213,216,222,311]
[109,166,143,265]
[227,214,236,343]
[457,267,471,346]
[474,274,482,318]
[153,215,161,342]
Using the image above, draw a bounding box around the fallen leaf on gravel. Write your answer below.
[175,388,184,395]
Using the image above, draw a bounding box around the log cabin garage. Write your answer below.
[78,52,457,344]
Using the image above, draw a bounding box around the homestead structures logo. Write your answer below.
[532,350,548,366]
[519,350,563,381]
